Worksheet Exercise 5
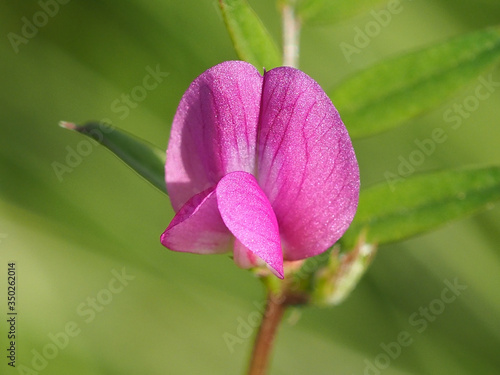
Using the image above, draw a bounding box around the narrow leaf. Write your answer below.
[60,121,167,194]
[296,0,388,25]
[219,0,281,70]
[341,166,500,249]
[330,26,500,139]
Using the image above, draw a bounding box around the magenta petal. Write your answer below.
[166,61,263,211]
[257,67,360,260]
[160,188,232,254]
[216,172,284,278]
[233,239,258,269]
[233,239,283,279]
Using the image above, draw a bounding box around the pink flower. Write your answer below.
[160,61,359,279]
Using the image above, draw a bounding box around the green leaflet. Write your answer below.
[341,166,500,249]
[219,0,281,70]
[330,26,500,139]
[60,122,167,194]
[296,0,389,25]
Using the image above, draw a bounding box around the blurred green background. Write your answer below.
[1,1,500,374]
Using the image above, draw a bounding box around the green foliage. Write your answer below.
[296,0,388,25]
[2,1,500,373]
[61,122,167,194]
[219,0,281,70]
[331,26,500,138]
[342,166,500,248]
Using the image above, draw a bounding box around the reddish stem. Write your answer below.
[247,294,287,375]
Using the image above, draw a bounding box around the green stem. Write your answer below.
[282,2,301,68]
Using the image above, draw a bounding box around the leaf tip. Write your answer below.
[59,121,78,130]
